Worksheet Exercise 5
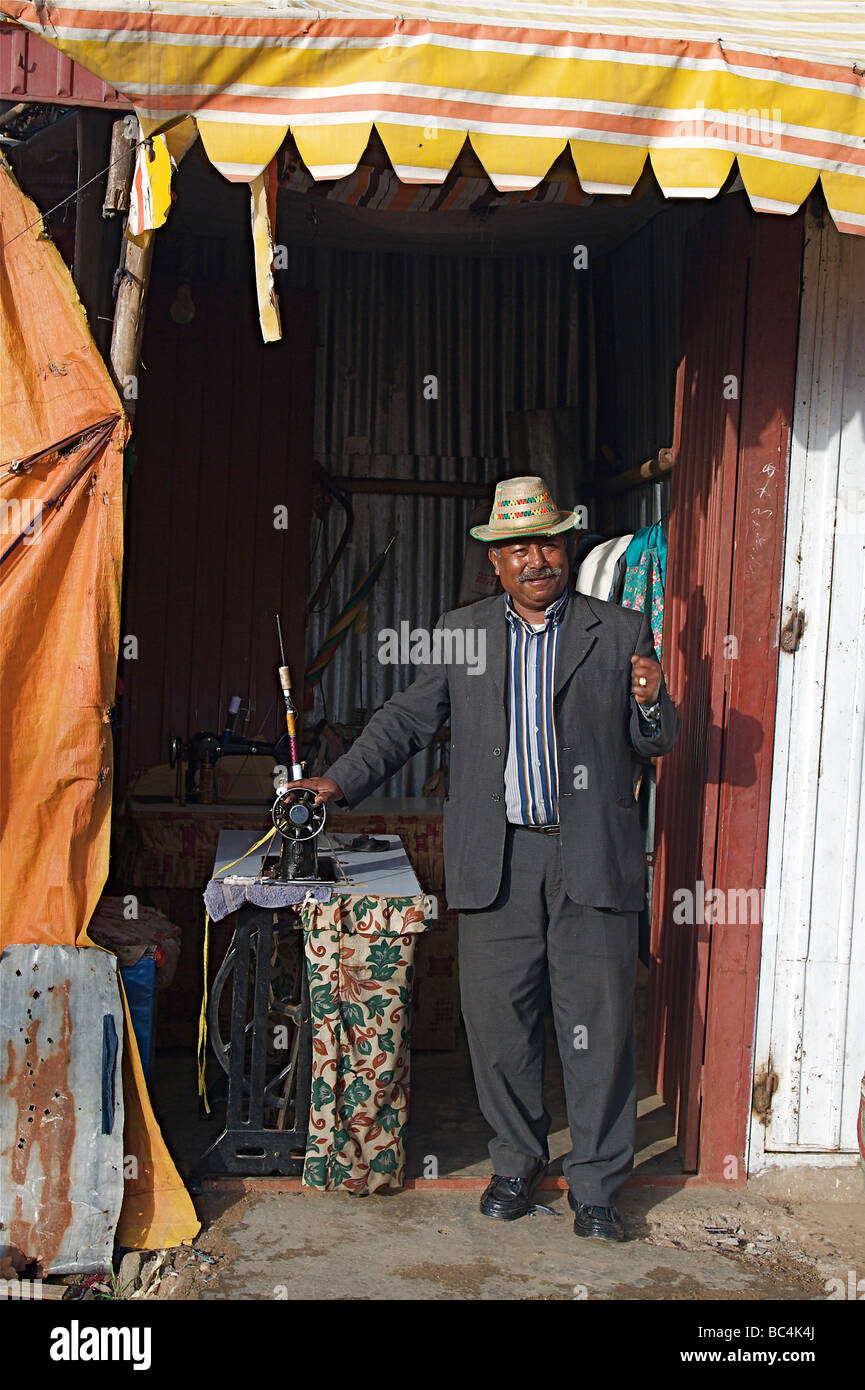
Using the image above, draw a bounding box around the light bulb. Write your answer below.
[170,282,195,325]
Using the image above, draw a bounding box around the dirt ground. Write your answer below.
[34,1017,862,1304]
[88,1164,864,1303]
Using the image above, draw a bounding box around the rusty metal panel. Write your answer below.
[0,24,130,107]
[0,944,125,1274]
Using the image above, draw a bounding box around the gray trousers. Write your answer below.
[458,824,638,1207]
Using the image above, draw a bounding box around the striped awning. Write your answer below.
[4,1,863,336]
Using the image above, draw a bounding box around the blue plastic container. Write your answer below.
[119,956,157,1084]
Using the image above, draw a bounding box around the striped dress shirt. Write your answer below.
[503,586,570,826]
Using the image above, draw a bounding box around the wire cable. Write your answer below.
[0,132,152,252]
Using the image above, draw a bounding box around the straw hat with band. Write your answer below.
[470,476,580,543]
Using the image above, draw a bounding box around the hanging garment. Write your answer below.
[572,531,605,570]
[606,546,630,604]
[575,534,633,600]
[620,523,667,659]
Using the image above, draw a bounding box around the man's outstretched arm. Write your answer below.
[289,618,452,807]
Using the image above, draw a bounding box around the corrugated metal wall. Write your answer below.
[118,282,317,791]
[589,201,705,539]
[0,25,130,108]
[290,246,595,794]
[595,204,704,476]
[751,210,865,1165]
[280,245,594,461]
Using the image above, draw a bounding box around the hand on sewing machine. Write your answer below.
[285,776,344,807]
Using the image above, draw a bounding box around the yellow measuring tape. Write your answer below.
[196,827,278,1113]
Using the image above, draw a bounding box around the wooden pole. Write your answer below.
[600,447,675,495]
[109,228,154,422]
[104,116,154,424]
[0,103,27,129]
[103,114,137,217]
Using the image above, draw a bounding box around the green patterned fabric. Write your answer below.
[299,892,434,1193]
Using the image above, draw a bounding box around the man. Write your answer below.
[293,476,680,1241]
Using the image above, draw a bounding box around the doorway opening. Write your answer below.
[104,136,730,1185]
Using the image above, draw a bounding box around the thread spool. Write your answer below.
[279,664,300,765]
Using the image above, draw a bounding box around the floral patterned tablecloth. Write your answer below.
[299,891,434,1194]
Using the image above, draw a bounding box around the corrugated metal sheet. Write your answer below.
[0,945,124,1274]
[117,280,317,791]
[297,245,595,793]
[751,209,865,1163]
[597,203,704,480]
[307,459,493,796]
[0,24,130,108]
[279,244,594,463]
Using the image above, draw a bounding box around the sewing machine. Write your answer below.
[168,695,290,804]
[194,825,431,1181]
[266,778,333,882]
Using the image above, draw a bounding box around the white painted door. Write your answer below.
[750,209,865,1168]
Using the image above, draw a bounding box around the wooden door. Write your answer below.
[649,196,802,1176]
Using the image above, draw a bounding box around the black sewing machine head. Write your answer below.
[168,695,290,803]
[269,783,328,881]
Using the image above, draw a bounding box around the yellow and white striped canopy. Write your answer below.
[4,1,864,218]
[5,1,864,335]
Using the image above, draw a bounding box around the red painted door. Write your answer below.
[648,195,802,1176]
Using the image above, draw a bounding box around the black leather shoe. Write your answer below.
[480,1165,545,1221]
[568,1192,625,1242]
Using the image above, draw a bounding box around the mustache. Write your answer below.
[517,565,562,582]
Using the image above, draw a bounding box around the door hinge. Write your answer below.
[752,1067,779,1123]
[780,609,805,653]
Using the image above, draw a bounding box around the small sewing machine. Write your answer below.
[264,777,337,882]
[168,616,306,807]
[168,698,289,804]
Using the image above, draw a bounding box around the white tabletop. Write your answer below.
[210,829,430,904]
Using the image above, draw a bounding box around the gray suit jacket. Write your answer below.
[325,591,680,912]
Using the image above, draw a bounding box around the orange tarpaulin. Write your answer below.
[0,157,198,1250]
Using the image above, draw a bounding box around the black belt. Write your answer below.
[511,822,560,835]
